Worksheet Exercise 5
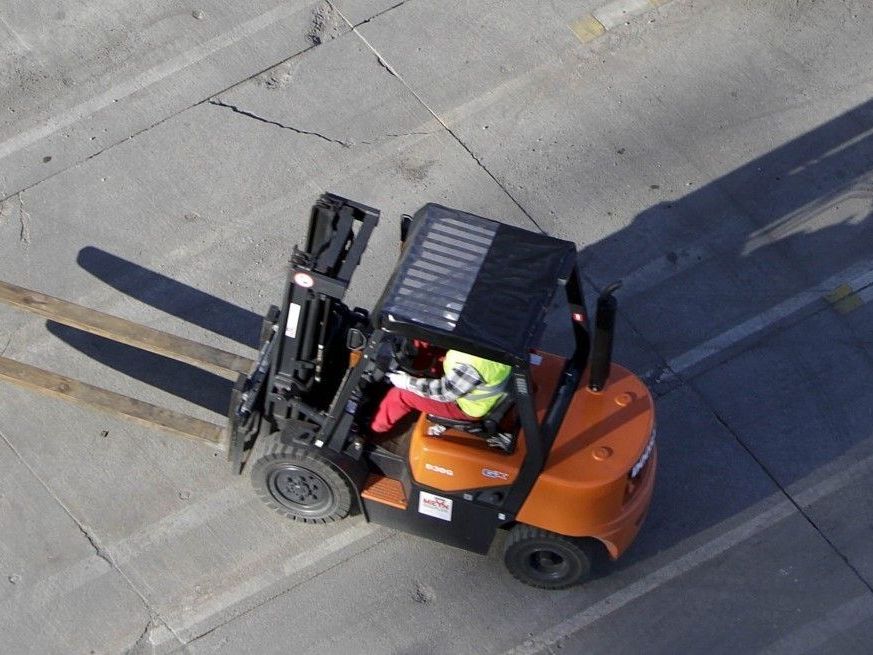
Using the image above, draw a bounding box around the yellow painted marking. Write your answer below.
[825,284,863,314]
[648,0,672,7]
[570,16,606,43]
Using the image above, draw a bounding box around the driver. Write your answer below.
[370,349,511,434]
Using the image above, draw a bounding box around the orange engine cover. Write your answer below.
[409,420,526,491]
[516,362,656,557]
[408,353,656,560]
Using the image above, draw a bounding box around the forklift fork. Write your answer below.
[0,279,254,450]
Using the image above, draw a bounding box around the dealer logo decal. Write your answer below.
[418,491,453,521]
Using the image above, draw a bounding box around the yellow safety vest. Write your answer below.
[443,350,511,418]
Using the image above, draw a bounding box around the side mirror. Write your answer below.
[346,328,366,351]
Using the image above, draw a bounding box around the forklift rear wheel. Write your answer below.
[503,525,596,589]
[251,441,353,523]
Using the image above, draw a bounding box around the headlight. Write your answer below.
[630,427,656,479]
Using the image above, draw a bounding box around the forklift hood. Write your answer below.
[375,204,578,362]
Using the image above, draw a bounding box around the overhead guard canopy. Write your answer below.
[375,203,578,363]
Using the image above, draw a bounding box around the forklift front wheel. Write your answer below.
[251,443,353,523]
[503,525,597,589]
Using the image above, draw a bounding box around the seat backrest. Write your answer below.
[426,393,516,435]
[481,393,515,431]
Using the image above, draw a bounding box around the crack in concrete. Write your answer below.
[0,0,420,202]
[374,53,399,78]
[0,195,11,224]
[76,522,114,566]
[125,617,155,655]
[17,192,31,244]
[335,7,547,235]
[0,0,418,205]
[346,0,409,28]
[385,130,436,138]
[208,98,352,147]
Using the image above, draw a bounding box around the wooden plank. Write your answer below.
[0,356,226,448]
[0,280,254,379]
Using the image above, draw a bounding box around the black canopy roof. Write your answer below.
[375,204,578,362]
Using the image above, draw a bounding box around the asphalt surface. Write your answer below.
[2,0,873,653]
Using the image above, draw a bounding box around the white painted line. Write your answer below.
[110,483,253,563]
[506,451,873,655]
[760,594,873,655]
[617,242,711,298]
[0,16,32,53]
[0,481,252,619]
[664,257,873,376]
[153,522,382,645]
[507,501,794,655]
[0,2,307,160]
[2,471,382,648]
[857,283,873,304]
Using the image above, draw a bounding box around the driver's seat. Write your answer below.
[425,394,518,453]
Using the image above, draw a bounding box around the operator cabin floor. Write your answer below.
[370,414,417,455]
[360,415,417,510]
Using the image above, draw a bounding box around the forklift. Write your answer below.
[226,194,657,589]
[0,193,655,589]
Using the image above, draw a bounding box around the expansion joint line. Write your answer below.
[0,429,183,648]
[208,99,352,147]
[330,2,546,235]
[706,404,873,596]
[0,1,418,205]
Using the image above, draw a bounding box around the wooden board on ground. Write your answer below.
[0,280,254,379]
[0,356,227,448]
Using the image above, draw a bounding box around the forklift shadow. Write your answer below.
[38,99,873,581]
[43,246,264,415]
[578,97,873,565]
[76,246,262,349]
[46,322,233,415]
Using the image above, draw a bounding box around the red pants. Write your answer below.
[371,387,473,433]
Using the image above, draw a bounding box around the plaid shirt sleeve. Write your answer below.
[407,363,482,402]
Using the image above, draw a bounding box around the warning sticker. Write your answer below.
[418,491,453,521]
[285,303,301,338]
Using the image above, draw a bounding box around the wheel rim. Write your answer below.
[526,547,570,582]
[267,464,333,516]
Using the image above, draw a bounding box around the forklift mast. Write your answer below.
[267,194,379,419]
[227,195,379,472]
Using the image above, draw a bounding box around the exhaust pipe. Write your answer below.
[588,281,621,392]
[400,214,412,243]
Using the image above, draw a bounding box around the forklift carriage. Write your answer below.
[231,194,657,589]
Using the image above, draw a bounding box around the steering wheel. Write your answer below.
[391,336,422,374]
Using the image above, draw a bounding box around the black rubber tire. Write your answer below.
[250,437,353,524]
[503,524,596,589]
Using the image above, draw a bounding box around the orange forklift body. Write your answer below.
[409,353,656,559]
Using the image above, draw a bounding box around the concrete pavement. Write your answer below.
[2,0,873,653]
